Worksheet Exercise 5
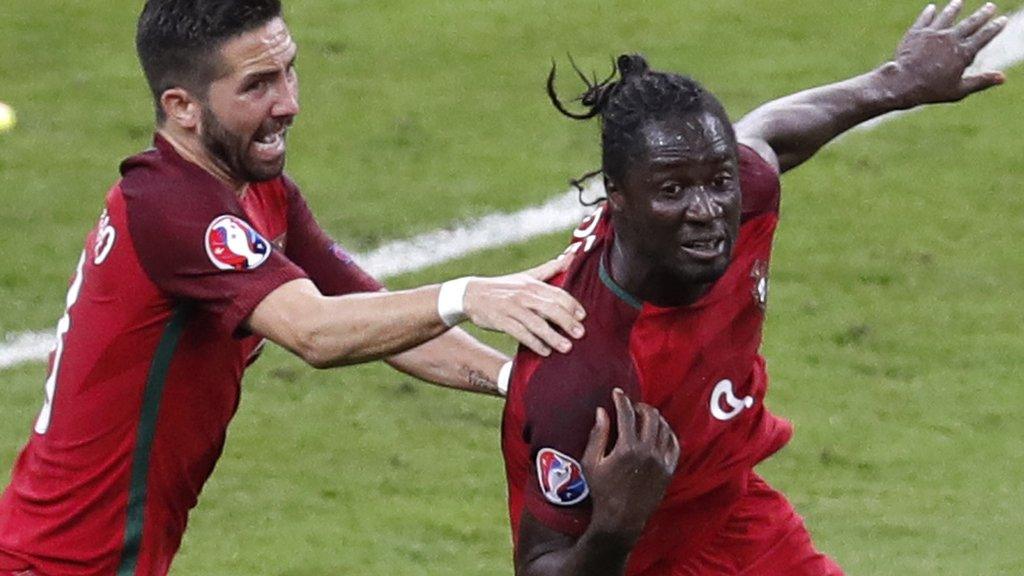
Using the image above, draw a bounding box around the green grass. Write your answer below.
[3,1,1024,574]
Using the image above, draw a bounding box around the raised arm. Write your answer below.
[515,390,680,576]
[735,0,1008,173]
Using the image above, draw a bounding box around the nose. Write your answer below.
[683,188,723,222]
[272,79,300,118]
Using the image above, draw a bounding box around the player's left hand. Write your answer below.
[889,0,1009,106]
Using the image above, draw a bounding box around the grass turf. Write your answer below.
[2,0,1023,574]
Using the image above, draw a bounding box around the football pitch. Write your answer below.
[2,0,1024,574]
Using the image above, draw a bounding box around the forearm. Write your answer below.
[518,525,634,576]
[735,63,908,172]
[249,279,450,368]
[386,329,510,396]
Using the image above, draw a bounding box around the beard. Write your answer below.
[199,104,286,183]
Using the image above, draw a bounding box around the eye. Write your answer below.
[712,173,734,190]
[244,78,268,94]
[659,183,683,198]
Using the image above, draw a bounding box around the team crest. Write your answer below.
[205,215,271,271]
[750,259,769,311]
[536,448,589,506]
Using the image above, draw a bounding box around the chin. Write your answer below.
[672,255,731,286]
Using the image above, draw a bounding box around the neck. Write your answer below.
[607,235,711,307]
[157,127,247,195]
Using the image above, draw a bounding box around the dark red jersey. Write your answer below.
[502,145,791,575]
[0,135,381,576]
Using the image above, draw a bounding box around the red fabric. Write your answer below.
[0,135,381,576]
[502,146,838,574]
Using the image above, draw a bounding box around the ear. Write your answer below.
[605,174,626,213]
[159,88,202,131]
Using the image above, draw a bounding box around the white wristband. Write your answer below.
[497,361,513,397]
[437,277,471,327]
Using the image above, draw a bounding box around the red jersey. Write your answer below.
[0,135,381,576]
[502,145,790,575]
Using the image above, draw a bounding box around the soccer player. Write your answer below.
[501,2,1008,574]
[0,1,589,575]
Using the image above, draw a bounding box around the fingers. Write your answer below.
[522,286,586,338]
[636,402,660,443]
[955,2,997,38]
[581,406,610,468]
[502,317,553,357]
[663,423,681,474]
[525,257,571,282]
[612,388,637,445]
[513,305,573,354]
[960,70,1006,96]
[964,14,1009,52]
[931,0,964,29]
[912,3,937,30]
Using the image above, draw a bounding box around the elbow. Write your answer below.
[292,320,345,370]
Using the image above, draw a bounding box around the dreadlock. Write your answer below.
[548,53,733,201]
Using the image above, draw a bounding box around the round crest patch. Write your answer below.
[536,447,589,506]
[205,215,271,271]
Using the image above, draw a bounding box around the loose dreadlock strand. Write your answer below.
[546,56,619,121]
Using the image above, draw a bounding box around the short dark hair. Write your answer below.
[136,0,283,122]
[548,54,734,192]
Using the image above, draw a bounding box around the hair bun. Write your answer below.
[616,54,649,78]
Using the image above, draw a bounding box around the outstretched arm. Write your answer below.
[246,257,585,369]
[735,0,1008,173]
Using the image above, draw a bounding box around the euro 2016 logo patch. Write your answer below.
[536,448,589,506]
[205,215,271,271]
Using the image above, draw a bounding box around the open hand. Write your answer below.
[463,257,586,356]
[891,0,1009,105]
[582,389,680,543]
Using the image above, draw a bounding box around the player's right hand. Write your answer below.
[462,257,586,357]
[582,389,680,543]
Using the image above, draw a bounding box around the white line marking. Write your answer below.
[3,11,1023,370]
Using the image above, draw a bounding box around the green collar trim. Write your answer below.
[599,256,643,310]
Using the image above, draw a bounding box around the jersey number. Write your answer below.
[34,251,87,434]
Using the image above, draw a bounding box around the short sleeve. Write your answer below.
[124,181,306,335]
[739,144,782,221]
[521,341,641,536]
[282,177,384,296]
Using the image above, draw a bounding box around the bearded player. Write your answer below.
[0,1,592,575]
[501,2,1008,574]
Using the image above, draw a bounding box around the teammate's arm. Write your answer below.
[385,328,509,396]
[515,390,680,576]
[246,258,585,369]
[735,0,1007,173]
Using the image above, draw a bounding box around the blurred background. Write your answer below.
[1,1,1022,573]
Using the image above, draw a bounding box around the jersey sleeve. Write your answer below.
[521,344,640,537]
[124,181,306,335]
[282,177,384,296]
[739,144,782,221]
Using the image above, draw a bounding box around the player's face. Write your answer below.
[200,17,299,183]
[613,112,741,286]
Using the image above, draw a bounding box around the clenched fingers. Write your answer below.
[582,407,611,468]
[636,402,661,444]
[612,388,637,445]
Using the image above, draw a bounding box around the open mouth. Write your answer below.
[680,237,726,260]
[252,126,287,161]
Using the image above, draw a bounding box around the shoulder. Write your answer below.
[738,142,782,220]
